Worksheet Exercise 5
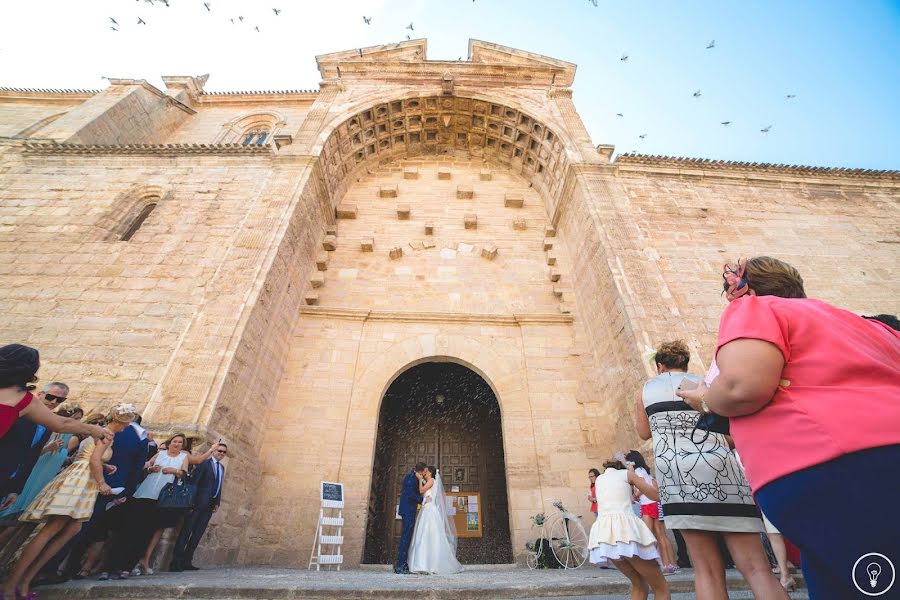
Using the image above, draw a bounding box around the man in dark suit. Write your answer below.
[394,462,425,574]
[170,443,227,572]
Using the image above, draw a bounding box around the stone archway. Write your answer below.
[363,361,513,564]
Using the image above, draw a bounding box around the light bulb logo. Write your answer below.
[853,553,895,596]
[868,563,882,588]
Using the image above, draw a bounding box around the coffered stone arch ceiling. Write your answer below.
[319,95,570,207]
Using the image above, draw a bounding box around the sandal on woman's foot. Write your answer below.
[781,576,797,591]
[138,562,153,576]
[73,570,90,581]
[114,571,129,580]
[97,573,109,581]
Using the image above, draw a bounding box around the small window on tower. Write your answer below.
[121,203,157,242]
[256,131,268,145]
[242,131,257,146]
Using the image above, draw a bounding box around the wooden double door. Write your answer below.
[363,362,513,564]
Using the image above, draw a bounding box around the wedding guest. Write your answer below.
[104,433,189,578]
[60,406,149,581]
[171,443,227,572]
[0,344,111,442]
[677,256,900,600]
[586,468,599,517]
[1,405,132,599]
[588,457,670,600]
[0,404,82,521]
[636,340,787,599]
[625,450,677,574]
[0,384,70,515]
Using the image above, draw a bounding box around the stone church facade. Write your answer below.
[0,40,897,567]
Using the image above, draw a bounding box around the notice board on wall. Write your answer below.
[446,491,482,538]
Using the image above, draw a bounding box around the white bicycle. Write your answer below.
[525,499,589,569]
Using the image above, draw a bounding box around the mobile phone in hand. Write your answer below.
[677,378,699,392]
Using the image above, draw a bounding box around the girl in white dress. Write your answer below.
[408,466,463,575]
[588,457,670,600]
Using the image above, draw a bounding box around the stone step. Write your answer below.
[33,567,805,600]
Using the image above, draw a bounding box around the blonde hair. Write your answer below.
[728,256,806,299]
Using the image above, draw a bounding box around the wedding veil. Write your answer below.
[432,470,458,554]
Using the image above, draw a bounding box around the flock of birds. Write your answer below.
[616,39,797,144]
[104,0,799,151]
[109,0,282,34]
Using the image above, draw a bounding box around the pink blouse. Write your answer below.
[716,295,900,489]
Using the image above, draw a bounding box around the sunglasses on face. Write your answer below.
[215,449,227,455]
[44,393,67,404]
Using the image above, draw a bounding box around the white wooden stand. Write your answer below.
[308,482,344,571]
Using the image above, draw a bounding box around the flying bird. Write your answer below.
[693,89,702,98]
[357,48,363,56]
[616,113,624,117]
[238,16,244,22]
[254,25,260,32]
[362,16,371,25]
[137,16,146,25]
[639,133,647,140]
[203,3,211,11]
[620,53,629,62]
[761,125,772,133]
[721,121,732,126]
[588,0,598,6]
[110,26,118,31]
[406,22,414,31]
[406,35,411,40]
[706,40,716,49]
[109,17,118,25]
[272,8,281,16]
[229,18,234,24]
[786,94,797,99]
[159,0,169,6]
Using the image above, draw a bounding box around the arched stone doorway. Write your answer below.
[363,361,513,564]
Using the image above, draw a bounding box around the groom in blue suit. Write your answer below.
[394,462,426,574]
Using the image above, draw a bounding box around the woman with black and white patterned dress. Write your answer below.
[634,340,787,600]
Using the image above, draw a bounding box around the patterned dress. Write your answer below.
[643,372,763,533]
[19,437,112,522]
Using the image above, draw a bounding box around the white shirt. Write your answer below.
[134,451,187,500]
[634,467,656,506]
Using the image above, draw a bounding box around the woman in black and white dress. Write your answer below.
[635,341,787,600]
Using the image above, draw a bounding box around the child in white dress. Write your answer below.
[588,457,670,599]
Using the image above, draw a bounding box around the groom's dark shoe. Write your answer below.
[400,565,411,575]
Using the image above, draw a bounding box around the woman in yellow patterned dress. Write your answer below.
[1,404,135,600]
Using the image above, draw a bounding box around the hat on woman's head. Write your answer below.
[106,403,137,424]
[0,343,40,390]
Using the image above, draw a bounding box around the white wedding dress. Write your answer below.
[408,472,463,574]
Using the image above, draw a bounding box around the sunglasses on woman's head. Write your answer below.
[45,393,67,404]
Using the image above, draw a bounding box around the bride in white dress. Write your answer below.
[408,467,463,574]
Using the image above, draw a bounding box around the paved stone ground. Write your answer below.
[35,565,807,599]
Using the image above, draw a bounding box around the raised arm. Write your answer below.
[188,442,216,465]
[20,401,112,442]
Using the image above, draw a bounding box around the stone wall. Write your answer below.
[243,156,598,566]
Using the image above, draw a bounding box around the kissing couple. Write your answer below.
[394,462,463,575]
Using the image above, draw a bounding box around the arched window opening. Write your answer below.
[241,130,270,146]
[120,203,157,241]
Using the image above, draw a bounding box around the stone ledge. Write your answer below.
[299,307,575,325]
[21,141,274,156]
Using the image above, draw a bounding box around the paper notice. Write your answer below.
[447,506,456,516]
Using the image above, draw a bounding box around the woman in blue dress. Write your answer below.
[0,405,83,519]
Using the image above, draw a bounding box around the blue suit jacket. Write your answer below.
[398,472,423,518]
[190,458,223,510]
[105,425,149,495]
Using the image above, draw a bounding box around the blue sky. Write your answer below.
[1,0,898,169]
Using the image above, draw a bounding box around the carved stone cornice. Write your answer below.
[198,90,319,106]
[298,307,574,325]
[615,153,900,187]
[20,140,274,157]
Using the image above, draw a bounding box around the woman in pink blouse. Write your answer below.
[678,256,900,600]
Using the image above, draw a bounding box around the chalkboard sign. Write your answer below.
[321,481,344,506]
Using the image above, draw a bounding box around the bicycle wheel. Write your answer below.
[547,513,589,569]
[526,551,539,570]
